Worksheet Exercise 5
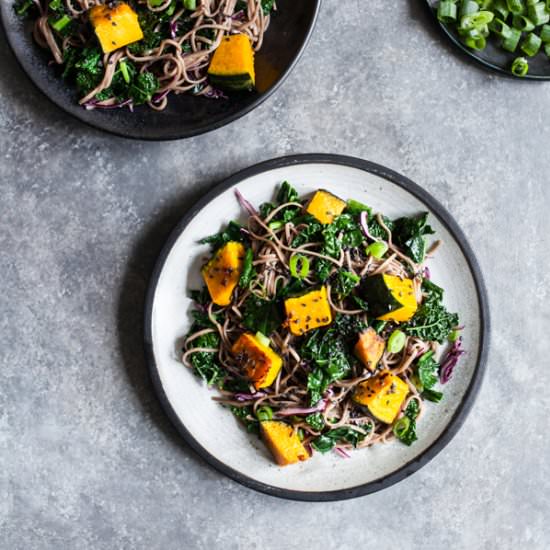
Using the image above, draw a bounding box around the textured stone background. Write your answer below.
[1,1,549,548]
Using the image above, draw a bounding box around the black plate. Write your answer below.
[424,0,550,79]
[143,153,491,501]
[0,1,320,139]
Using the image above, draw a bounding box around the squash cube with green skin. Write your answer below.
[261,420,309,465]
[353,371,409,424]
[89,3,143,54]
[231,333,282,389]
[284,286,332,336]
[208,34,255,91]
[201,241,245,306]
[306,190,347,225]
[361,274,417,323]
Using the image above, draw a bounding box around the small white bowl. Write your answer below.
[144,154,490,501]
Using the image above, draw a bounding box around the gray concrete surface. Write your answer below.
[1,1,549,548]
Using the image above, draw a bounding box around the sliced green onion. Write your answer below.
[392,417,411,439]
[461,10,494,28]
[346,198,371,215]
[411,373,424,393]
[268,220,285,230]
[297,428,305,441]
[183,0,196,9]
[540,23,550,41]
[51,14,71,31]
[449,329,461,342]
[507,0,525,13]
[255,331,271,347]
[512,14,535,30]
[119,60,131,84]
[477,0,494,8]
[526,0,538,5]
[289,254,310,279]
[511,55,529,74]
[527,1,550,23]
[48,0,63,11]
[501,27,522,51]
[256,406,273,422]
[149,0,165,5]
[438,1,458,22]
[493,0,510,18]
[489,17,512,37]
[461,27,487,49]
[365,241,388,259]
[521,31,542,55]
[545,42,550,55]
[423,388,444,403]
[460,0,480,16]
[387,330,407,354]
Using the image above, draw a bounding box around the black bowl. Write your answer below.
[0,0,320,139]
[424,0,550,80]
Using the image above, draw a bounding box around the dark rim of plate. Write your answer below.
[143,153,491,502]
[423,0,550,80]
[0,1,320,140]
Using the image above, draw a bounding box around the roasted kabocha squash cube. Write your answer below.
[284,286,332,336]
[354,328,385,371]
[353,371,409,424]
[207,34,255,91]
[89,3,143,54]
[305,190,347,225]
[361,274,417,323]
[231,333,283,389]
[201,241,245,306]
[261,420,309,466]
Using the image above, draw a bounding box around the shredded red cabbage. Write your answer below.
[440,337,466,384]
[276,400,326,417]
[203,87,228,100]
[235,189,258,216]
[234,391,265,402]
[152,90,169,104]
[334,447,350,459]
[424,266,431,280]
[169,21,178,39]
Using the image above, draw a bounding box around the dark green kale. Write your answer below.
[128,72,159,105]
[332,270,360,299]
[230,406,259,434]
[199,221,245,249]
[367,215,394,240]
[311,426,368,453]
[276,181,299,204]
[393,399,420,446]
[392,212,435,263]
[301,314,364,404]
[189,287,210,305]
[242,297,283,336]
[261,0,276,14]
[127,10,163,54]
[403,279,459,343]
[187,330,223,386]
[414,350,444,403]
[305,412,325,431]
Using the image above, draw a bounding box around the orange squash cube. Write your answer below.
[261,420,309,465]
[89,3,143,54]
[353,371,409,424]
[231,333,282,389]
[354,328,385,371]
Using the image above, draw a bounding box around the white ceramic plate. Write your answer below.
[144,154,489,501]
